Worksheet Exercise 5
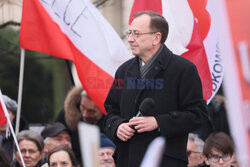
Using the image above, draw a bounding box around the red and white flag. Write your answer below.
[212,0,250,165]
[129,0,222,102]
[0,90,7,126]
[19,0,130,113]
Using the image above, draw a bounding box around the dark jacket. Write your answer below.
[194,95,230,141]
[104,45,207,167]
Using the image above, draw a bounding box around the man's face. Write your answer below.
[15,139,42,167]
[128,14,156,58]
[187,140,203,167]
[80,96,103,123]
[45,131,72,153]
[99,148,115,167]
[205,149,232,167]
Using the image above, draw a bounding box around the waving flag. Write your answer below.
[212,0,250,165]
[0,90,7,126]
[130,0,222,102]
[19,0,130,113]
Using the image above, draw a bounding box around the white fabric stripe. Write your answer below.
[39,0,130,77]
[203,0,223,103]
[162,0,194,55]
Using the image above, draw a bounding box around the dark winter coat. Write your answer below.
[104,45,207,167]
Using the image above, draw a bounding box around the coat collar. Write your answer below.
[142,45,173,79]
[127,45,174,105]
[126,45,173,78]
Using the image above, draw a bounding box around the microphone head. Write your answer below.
[139,98,155,115]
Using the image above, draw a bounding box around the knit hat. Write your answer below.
[100,133,115,149]
[41,122,70,139]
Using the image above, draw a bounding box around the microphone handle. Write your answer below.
[130,111,142,130]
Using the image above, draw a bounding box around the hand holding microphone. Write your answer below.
[130,98,156,130]
[116,98,156,141]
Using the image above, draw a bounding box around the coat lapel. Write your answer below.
[134,45,174,105]
[126,57,141,78]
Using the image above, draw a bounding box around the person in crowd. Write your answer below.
[41,122,72,155]
[104,11,207,167]
[194,95,230,141]
[56,86,105,163]
[0,146,12,167]
[0,95,29,159]
[99,133,116,167]
[201,132,234,167]
[187,133,204,167]
[48,145,79,167]
[13,130,45,167]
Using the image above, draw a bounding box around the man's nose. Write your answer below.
[103,154,110,160]
[62,140,70,147]
[219,157,224,164]
[127,34,135,42]
[82,111,90,118]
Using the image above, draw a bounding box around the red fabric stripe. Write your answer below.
[129,0,162,24]
[69,42,112,113]
[20,0,112,113]
[0,102,7,126]
[182,22,212,100]
[20,0,74,61]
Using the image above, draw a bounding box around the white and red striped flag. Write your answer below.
[129,0,222,102]
[19,0,130,113]
[212,0,250,165]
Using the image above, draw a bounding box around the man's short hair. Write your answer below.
[188,133,204,153]
[203,132,234,157]
[15,130,44,152]
[81,90,92,100]
[133,11,169,44]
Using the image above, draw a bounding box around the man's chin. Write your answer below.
[83,119,94,124]
[100,164,113,167]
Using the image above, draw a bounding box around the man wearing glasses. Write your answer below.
[202,132,234,167]
[104,11,206,167]
[187,133,204,167]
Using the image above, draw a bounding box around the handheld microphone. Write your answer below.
[130,98,155,130]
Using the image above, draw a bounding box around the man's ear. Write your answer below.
[44,144,49,154]
[39,149,45,160]
[203,155,210,165]
[153,32,162,45]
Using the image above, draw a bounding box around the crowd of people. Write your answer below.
[0,88,115,167]
[0,88,240,167]
[0,11,241,167]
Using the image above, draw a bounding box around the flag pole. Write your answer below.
[65,60,75,86]
[0,90,26,167]
[15,48,25,135]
